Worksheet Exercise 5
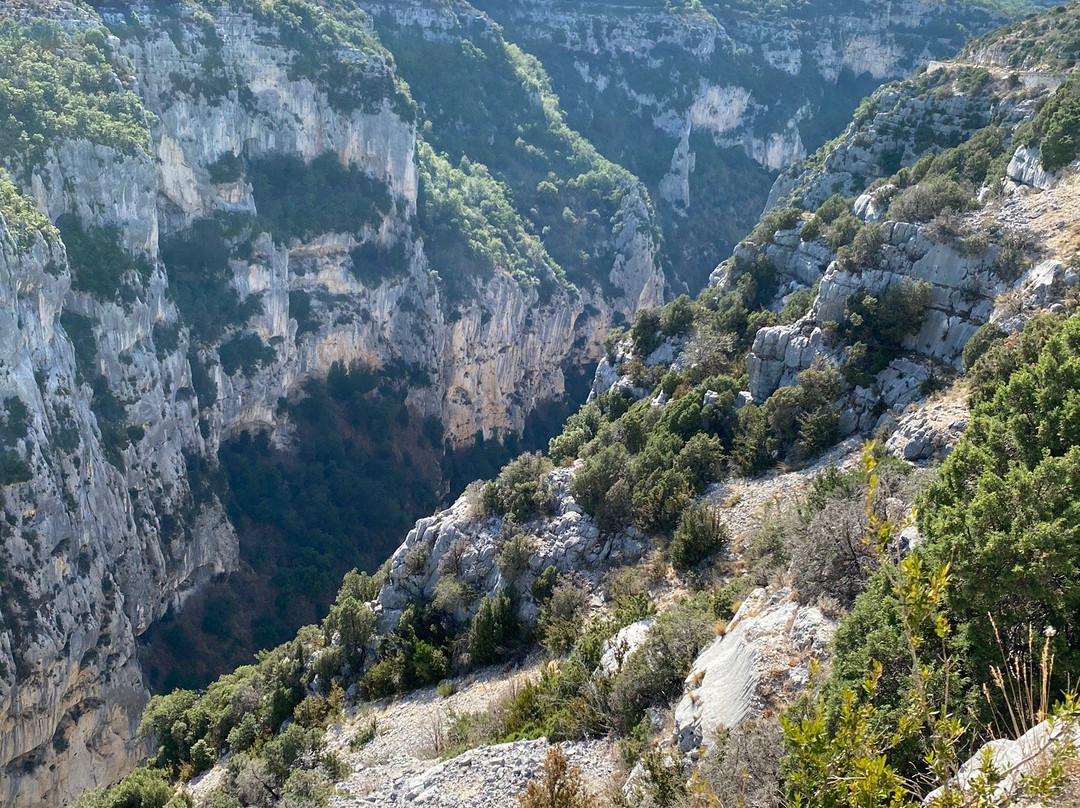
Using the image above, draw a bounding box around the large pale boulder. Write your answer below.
[673,587,835,754]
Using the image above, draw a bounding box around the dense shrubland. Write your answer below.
[246,153,392,243]
[783,313,1080,806]
[0,18,150,168]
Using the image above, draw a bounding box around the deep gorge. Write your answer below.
[0,0,1061,804]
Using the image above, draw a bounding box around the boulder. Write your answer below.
[923,717,1079,806]
[673,587,835,754]
[596,617,656,677]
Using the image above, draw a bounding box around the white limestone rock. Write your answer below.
[1006,144,1059,190]
[923,718,1079,806]
[597,617,656,677]
[673,587,835,754]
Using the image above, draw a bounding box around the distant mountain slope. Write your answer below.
[470,0,1039,290]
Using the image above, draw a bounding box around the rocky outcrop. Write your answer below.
[993,259,1080,329]
[743,219,1001,435]
[1006,144,1060,190]
[886,394,969,462]
[597,617,656,677]
[370,737,617,808]
[376,467,644,630]
[768,63,1049,213]
[673,587,835,754]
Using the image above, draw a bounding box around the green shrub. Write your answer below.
[322,592,375,668]
[630,307,663,358]
[741,362,845,470]
[814,314,1080,793]
[468,589,517,666]
[569,442,631,533]
[531,566,560,604]
[189,738,215,773]
[432,575,469,615]
[206,152,243,184]
[780,284,817,324]
[538,579,588,656]
[162,217,260,344]
[835,222,884,271]
[218,333,275,376]
[801,194,850,244]
[962,321,1006,371]
[921,313,1080,700]
[263,722,324,786]
[57,214,152,302]
[0,169,57,248]
[226,714,257,753]
[153,322,181,357]
[498,533,534,585]
[0,21,150,167]
[1030,76,1080,170]
[660,294,695,337]
[631,466,694,534]
[840,280,931,376]
[417,142,563,301]
[669,502,728,571]
[748,206,801,246]
[348,240,410,286]
[886,176,973,223]
[71,768,182,808]
[0,450,31,485]
[609,601,714,734]
[676,432,725,490]
[548,401,602,464]
[484,453,554,521]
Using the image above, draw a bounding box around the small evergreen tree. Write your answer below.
[469,589,516,666]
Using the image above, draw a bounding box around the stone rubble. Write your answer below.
[324,665,619,808]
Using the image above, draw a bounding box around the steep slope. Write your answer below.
[120,3,1080,803]
[0,0,663,801]
[6,0,1074,805]
[102,4,1080,807]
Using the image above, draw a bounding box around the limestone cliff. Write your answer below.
[0,1,664,801]
[470,0,1025,289]
[0,204,236,805]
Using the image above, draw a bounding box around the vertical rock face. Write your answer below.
[0,2,664,801]
[0,213,236,805]
[469,0,1017,289]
